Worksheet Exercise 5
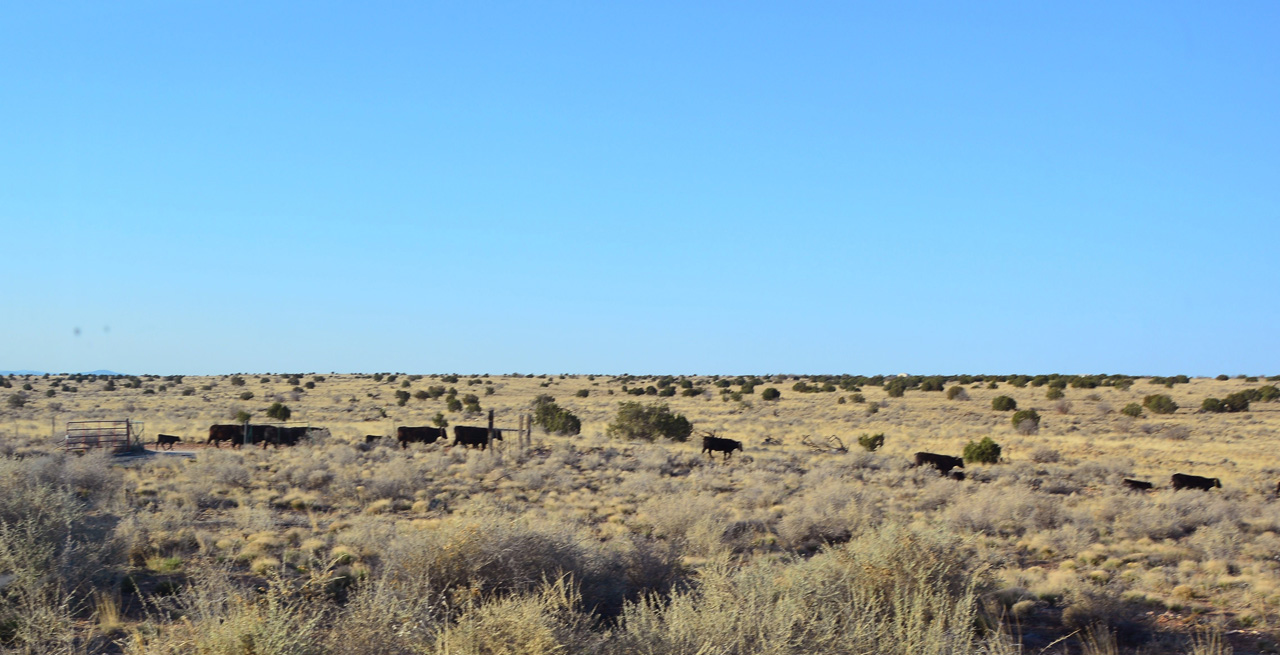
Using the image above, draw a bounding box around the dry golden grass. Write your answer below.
[2,372,1279,653]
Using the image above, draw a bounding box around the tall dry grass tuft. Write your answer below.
[609,523,998,655]
[126,566,327,655]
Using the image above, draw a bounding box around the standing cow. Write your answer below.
[453,425,501,450]
[208,425,246,449]
[1171,473,1221,491]
[914,452,965,475]
[156,434,182,450]
[702,436,743,461]
[1122,478,1154,492]
[397,426,447,449]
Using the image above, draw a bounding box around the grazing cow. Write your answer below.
[914,452,965,475]
[365,434,384,444]
[1171,473,1221,491]
[452,425,501,450]
[397,426,447,449]
[1122,478,1154,491]
[701,436,743,460]
[156,434,182,450]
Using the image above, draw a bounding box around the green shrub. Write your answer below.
[266,403,291,421]
[991,396,1017,411]
[761,388,781,401]
[1258,385,1280,402]
[963,436,1002,464]
[1216,374,1230,381]
[575,389,589,398]
[1011,409,1041,434]
[230,375,245,387]
[607,402,692,442]
[1121,403,1143,418]
[239,391,254,401]
[6,392,28,409]
[1045,387,1064,400]
[395,390,411,406]
[885,380,907,398]
[432,412,448,428]
[857,433,885,452]
[234,410,252,423]
[1202,391,1252,413]
[849,393,865,403]
[447,398,463,412]
[533,395,582,436]
[945,386,968,400]
[1143,394,1178,415]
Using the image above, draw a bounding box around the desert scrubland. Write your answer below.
[2,371,1279,654]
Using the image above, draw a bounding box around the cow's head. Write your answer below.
[1213,478,1222,488]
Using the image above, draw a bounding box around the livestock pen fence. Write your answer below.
[64,419,141,453]
[490,410,534,448]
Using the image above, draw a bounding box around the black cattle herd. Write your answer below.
[150,428,1246,494]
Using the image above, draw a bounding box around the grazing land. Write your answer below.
[2,372,1279,654]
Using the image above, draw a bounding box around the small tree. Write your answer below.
[761,388,781,401]
[431,412,448,428]
[992,396,1017,411]
[532,395,582,436]
[1121,403,1143,418]
[234,410,252,423]
[6,392,28,409]
[266,403,291,421]
[857,433,885,452]
[963,436,1001,464]
[946,386,969,401]
[230,375,245,387]
[1201,397,1226,413]
[1143,394,1178,415]
[607,401,692,442]
[395,390,411,407]
[1222,391,1251,413]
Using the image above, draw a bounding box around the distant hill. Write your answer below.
[0,370,124,376]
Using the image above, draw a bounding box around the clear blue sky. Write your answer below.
[2,2,1276,376]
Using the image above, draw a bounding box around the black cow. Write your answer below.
[702,436,743,460]
[452,425,501,450]
[262,426,321,449]
[914,452,964,475]
[1171,473,1221,491]
[365,434,384,444]
[208,424,276,449]
[1122,478,1154,491]
[397,426,447,449]
[156,434,182,450]
[208,424,246,449]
